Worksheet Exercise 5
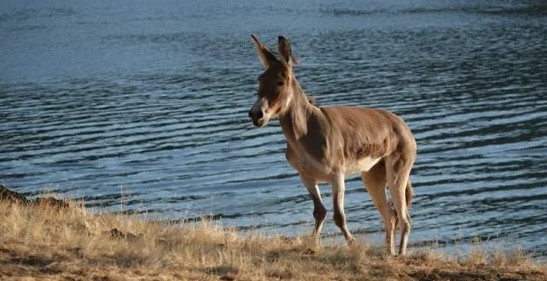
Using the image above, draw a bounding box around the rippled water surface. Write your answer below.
[1,0,546,257]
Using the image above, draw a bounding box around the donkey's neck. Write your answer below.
[278,79,317,143]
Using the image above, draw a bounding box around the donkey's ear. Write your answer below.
[251,34,277,69]
[278,36,297,67]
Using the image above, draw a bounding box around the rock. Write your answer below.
[0,184,31,205]
[0,184,70,210]
[34,197,70,210]
[219,273,237,281]
[104,228,143,241]
[208,266,238,280]
[106,228,126,239]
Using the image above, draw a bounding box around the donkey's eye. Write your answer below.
[277,81,285,86]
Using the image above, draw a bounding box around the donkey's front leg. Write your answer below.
[331,173,355,245]
[300,175,327,247]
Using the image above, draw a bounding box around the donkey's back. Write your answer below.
[320,106,416,160]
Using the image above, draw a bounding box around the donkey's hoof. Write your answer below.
[346,237,358,246]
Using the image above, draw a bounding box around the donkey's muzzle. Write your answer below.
[248,109,265,127]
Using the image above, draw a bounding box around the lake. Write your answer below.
[1,0,546,258]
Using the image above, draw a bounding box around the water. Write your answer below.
[1,0,546,257]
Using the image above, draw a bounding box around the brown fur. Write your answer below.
[248,35,417,255]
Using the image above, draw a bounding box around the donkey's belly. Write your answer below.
[286,147,335,182]
[344,156,382,175]
[287,145,382,181]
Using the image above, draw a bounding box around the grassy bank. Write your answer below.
[0,192,545,280]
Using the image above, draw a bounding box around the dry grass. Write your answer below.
[0,200,545,281]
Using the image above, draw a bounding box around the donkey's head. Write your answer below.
[248,34,297,127]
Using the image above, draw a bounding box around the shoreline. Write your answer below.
[1,185,545,280]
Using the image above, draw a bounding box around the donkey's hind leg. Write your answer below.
[362,161,396,255]
[385,154,414,256]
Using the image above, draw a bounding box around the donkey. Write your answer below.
[248,35,417,255]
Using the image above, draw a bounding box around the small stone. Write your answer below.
[220,273,236,281]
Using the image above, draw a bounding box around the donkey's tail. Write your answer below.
[406,179,414,208]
